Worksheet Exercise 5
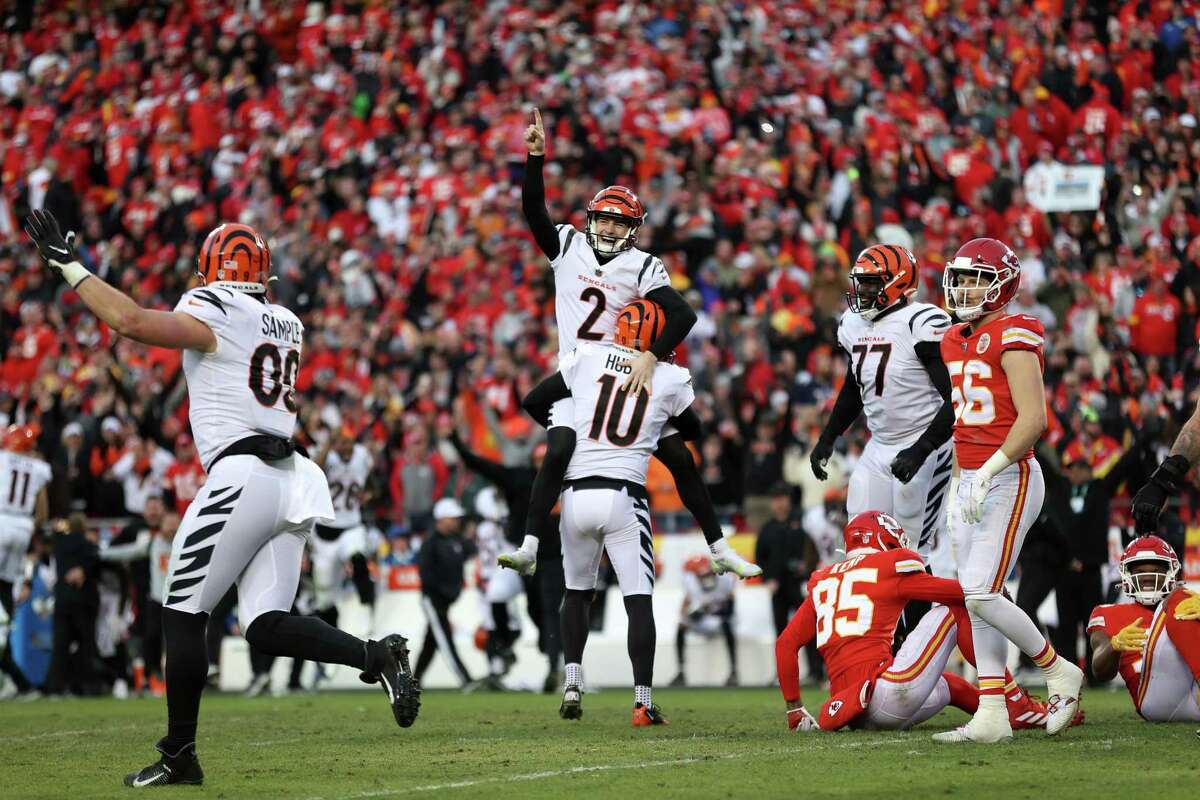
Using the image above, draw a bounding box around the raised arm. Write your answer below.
[24,210,216,353]
[522,109,560,260]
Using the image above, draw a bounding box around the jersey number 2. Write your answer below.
[588,374,648,446]
[577,288,606,341]
[811,567,878,647]
[249,343,299,412]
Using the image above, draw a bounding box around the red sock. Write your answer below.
[1166,593,1200,681]
[943,671,979,713]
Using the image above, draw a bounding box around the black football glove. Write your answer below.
[810,438,834,481]
[1131,454,1189,535]
[890,442,933,484]
[24,209,86,287]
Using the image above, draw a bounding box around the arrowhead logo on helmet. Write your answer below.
[1119,535,1180,606]
[942,238,1022,321]
[842,511,912,555]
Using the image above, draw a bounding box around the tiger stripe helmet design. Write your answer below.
[197,223,272,294]
[614,299,664,352]
[846,244,919,320]
[586,185,646,255]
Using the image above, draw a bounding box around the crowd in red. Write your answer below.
[0,1,1199,542]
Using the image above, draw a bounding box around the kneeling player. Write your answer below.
[776,511,1054,733]
[1088,536,1200,722]
[549,302,701,725]
[671,556,738,687]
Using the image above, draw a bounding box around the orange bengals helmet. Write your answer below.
[4,423,40,453]
[197,223,272,293]
[586,185,646,254]
[846,244,918,320]
[614,299,664,352]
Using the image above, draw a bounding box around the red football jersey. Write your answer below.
[163,459,206,515]
[777,548,964,701]
[1087,601,1153,702]
[941,313,1045,469]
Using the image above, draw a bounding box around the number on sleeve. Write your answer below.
[811,568,879,647]
[947,360,995,425]
[587,373,649,447]
[577,287,607,341]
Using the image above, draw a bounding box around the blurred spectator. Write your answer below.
[42,514,102,696]
[162,433,204,515]
[414,498,474,688]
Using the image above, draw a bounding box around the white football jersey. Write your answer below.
[174,286,305,470]
[683,570,735,613]
[0,450,52,516]
[836,302,951,446]
[475,518,506,581]
[551,225,672,358]
[324,444,372,528]
[560,341,695,483]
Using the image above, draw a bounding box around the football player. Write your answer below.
[1088,536,1200,722]
[936,237,1084,743]
[811,243,956,581]
[498,108,759,581]
[671,555,738,688]
[472,486,521,687]
[311,426,377,633]
[776,511,1055,733]
[531,301,701,726]
[0,424,51,697]
[24,210,419,788]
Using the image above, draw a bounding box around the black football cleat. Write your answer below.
[559,684,583,720]
[362,634,421,728]
[123,739,204,788]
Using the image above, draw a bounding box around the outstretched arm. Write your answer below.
[24,210,215,353]
[522,108,560,260]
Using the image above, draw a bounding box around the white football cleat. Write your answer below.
[932,706,1013,743]
[711,551,762,579]
[498,547,537,576]
[1043,659,1084,735]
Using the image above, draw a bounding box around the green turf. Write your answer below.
[0,686,1194,799]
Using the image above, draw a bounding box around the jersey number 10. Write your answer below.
[588,374,648,447]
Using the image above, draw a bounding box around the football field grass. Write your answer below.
[1,686,1195,799]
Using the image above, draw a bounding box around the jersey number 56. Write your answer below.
[947,360,995,426]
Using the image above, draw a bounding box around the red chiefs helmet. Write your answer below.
[847,244,919,320]
[586,186,646,254]
[942,237,1021,321]
[1119,536,1180,606]
[4,423,40,453]
[684,555,713,576]
[842,511,912,555]
[197,222,272,294]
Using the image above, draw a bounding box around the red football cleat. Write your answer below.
[632,703,668,727]
[1008,692,1085,730]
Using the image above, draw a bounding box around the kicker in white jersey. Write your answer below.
[836,302,951,446]
[559,341,694,484]
[323,444,372,529]
[551,224,671,358]
[0,450,52,517]
[173,285,305,470]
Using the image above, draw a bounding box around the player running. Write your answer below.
[811,243,956,579]
[1088,536,1200,722]
[498,108,758,580]
[530,301,701,726]
[775,511,1053,732]
[0,424,51,697]
[935,237,1084,743]
[24,210,419,788]
[311,426,378,632]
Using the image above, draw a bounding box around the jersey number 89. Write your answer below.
[811,567,878,647]
[947,360,995,426]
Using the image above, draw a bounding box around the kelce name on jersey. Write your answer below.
[604,352,632,374]
[260,313,303,345]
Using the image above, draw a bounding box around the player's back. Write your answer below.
[1087,601,1153,699]
[174,286,304,470]
[806,548,929,689]
[550,225,671,357]
[324,444,372,528]
[940,312,1045,469]
[0,449,52,517]
[560,341,694,484]
[837,302,950,445]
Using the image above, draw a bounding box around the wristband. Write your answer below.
[59,260,92,289]
[977,449,1012,482]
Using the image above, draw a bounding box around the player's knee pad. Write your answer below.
[964,593,1002,615]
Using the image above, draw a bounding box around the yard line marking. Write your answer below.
[0,715,260,744]
[324,738,914,799]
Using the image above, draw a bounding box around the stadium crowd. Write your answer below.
[1,1,1199,693]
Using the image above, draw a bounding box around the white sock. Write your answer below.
[969,594,1048,657]
[978,694,1006,712]
[635,685,652,707]
[565,662,582,688]
[521,535,540,554]
[709,538,731,557]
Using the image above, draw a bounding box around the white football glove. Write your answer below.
[787,706,819,732]
[961,472,991,524]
